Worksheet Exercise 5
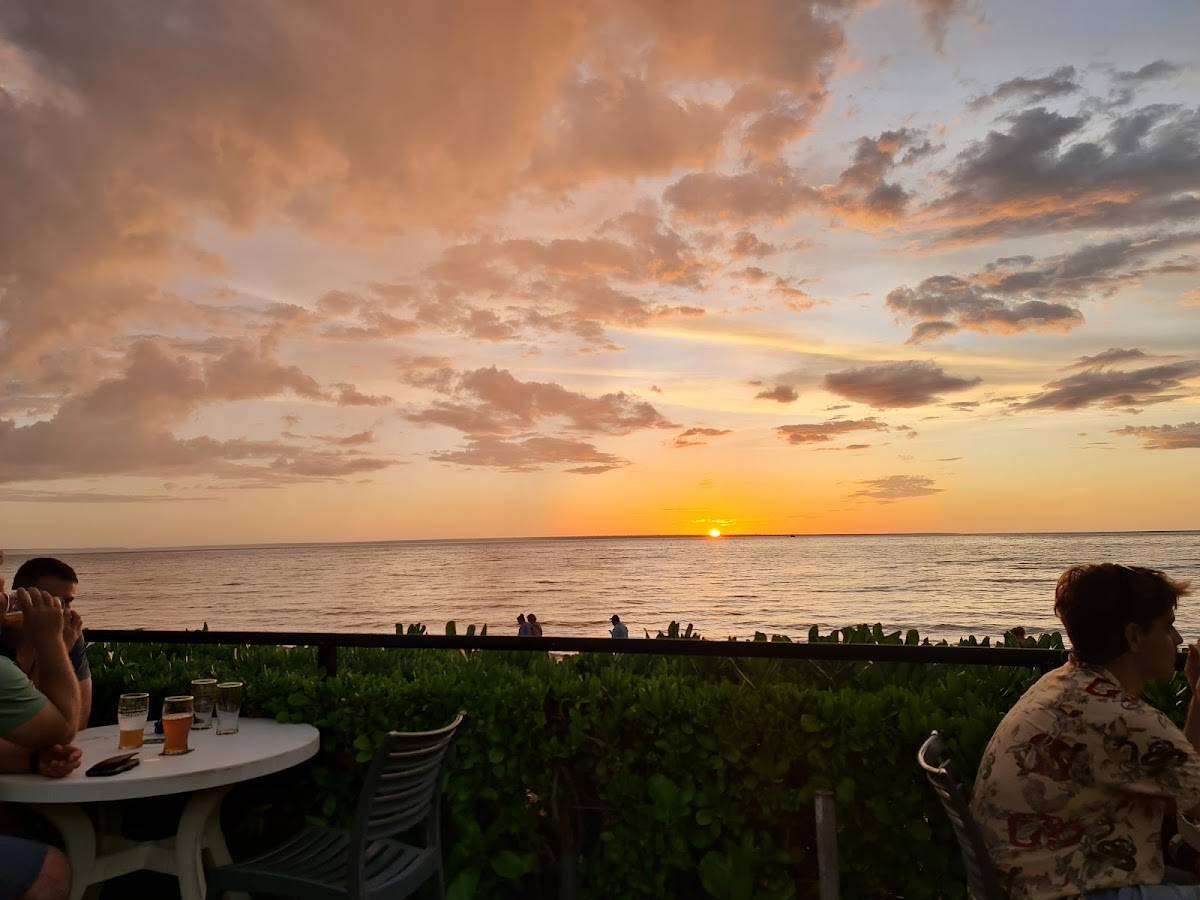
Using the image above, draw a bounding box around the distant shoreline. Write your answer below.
[8,529,1198,557]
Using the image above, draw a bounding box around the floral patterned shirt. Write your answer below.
[971,661,1200,898]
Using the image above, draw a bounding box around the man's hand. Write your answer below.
[15,588,65,651]
[37,744,82,779]
[1187,640,1200,695]
[62,608,83,648]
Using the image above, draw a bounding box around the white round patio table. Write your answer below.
[0,718,319,900]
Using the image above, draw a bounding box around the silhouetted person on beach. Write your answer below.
[610,615,628,638]
[528,613,543,637]
[516,614,531,637]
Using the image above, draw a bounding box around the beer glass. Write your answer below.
[162,695,194,755]
[117,692,150,749]
[215,682,243,735]
[1,590,23,635]
[190,678,217,729]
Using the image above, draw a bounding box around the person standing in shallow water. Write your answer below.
[527,614,543,637]
[516,614,531,637]
[610,615,628,638]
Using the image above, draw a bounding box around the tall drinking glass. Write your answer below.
[117,692,150,749]
[162,695,194,755]
[190,678,217,729]
[215,682,243,735]
[1,590,24,636]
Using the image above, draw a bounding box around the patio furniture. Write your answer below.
[0,718,319,900]
[205,711,465,900]
[917,730,1004,900]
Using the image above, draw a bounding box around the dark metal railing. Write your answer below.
[83,627,1081,677]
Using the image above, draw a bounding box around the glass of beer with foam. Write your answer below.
[117,692,150,749]
[162,695,194,755]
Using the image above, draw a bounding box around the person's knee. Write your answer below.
[24,846,71,900]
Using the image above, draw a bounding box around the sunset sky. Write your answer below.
[2,0,1198,548]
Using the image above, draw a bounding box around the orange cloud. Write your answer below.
[1,0,860,368]
[1018,357,1200,412]
[406,366,676,437]
[0,341,392,483]
[823,361,981,408]
[849,474,942,502]
[672,427,733,448]
[776,418,890,445]
[1112,422,1200,449]
[431,436,627,474]
[528,76,728,188]
[665,162,820,223]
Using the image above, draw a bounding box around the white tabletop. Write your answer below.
[0,718,319,803]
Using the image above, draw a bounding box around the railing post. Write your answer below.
[316,642,338,678]
[815,789,839,900]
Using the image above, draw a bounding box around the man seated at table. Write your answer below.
[1,559,89,730]
[0,587,82,900]
[972,564,1200,899]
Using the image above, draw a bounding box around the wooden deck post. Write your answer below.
[316,643,337,678]
[814,789,839,900]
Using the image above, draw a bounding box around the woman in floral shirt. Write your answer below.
[972,564,1200,899]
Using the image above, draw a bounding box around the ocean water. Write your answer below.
[5,532,1199,641]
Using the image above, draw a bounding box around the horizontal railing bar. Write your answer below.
[79,627,1095,667]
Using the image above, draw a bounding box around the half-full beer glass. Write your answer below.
[162,695,194,755]
[190,678,217,729]
[117,692,150,749]
[215,682,243,735]
[1,590,23,635]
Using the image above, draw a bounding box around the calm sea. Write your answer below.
[5,533,1199,641]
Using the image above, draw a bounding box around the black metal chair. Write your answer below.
[206,712,465,900]
[917,730,1005,900]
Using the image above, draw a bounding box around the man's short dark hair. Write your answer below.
[11,558,78,591]
[1054,564,1191,665]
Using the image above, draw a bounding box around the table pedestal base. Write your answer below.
[34,786,249,900]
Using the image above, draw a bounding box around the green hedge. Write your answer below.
[84,628,1188,899]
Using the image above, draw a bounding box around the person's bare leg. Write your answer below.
[23,846,71,900]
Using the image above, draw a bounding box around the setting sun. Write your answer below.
[708,529,721,538]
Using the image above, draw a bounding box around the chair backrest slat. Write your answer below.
[348,712,465,893]
[917,731,1006,900]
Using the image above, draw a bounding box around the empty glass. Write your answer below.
[117,692,150,749]
[190,678,217,729]
[215,682,243,735]
[162,695,194,755]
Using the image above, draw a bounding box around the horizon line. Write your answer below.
[7,528,1198,556]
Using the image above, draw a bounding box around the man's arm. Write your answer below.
[0,736,82,777]
[1180,643,1200,817]
[0,736,34,773]
[0,656,75,749]
[16,590,79,740]
[1186,644,1200,755]
[35,620,92,730]
[1186,694,1200,756]
[64,613,91,729]
[78,677,92,730]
